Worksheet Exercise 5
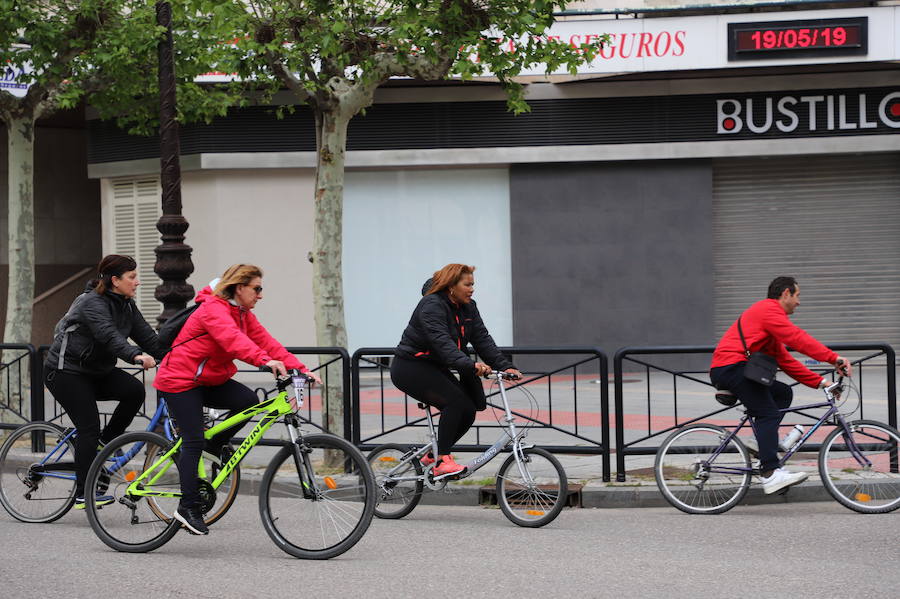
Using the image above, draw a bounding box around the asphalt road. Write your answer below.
[1,498,896,598]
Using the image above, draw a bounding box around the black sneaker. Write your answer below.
[175,505,209,535]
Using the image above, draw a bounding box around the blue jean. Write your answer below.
[710,362,793,472]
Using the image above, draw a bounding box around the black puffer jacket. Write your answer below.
[45,284,164,377]
[395,283,513,373]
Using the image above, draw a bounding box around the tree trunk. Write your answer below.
[2,115,35,424]
[313,108,351,439]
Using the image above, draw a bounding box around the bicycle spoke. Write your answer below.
[496,447,567,527]
[655,424,751,514]
[259,434,374,559]
[819,420,900,513]
[0,423,77,523]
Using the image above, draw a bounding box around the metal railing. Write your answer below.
[352,346,611,482]
[613,343,897,482]
[35,346,351,444]
[214,346,352,442]
[0,344,42,430]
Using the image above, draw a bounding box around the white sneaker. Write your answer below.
[760,468,808,494]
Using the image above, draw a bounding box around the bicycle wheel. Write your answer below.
[84,431,180,553]
[368,443,423,519]
[655,423,752,514]
[496,447,567,527]
[259,433,375,559]
[818,419,900,514]
[143,442,240,526]
[0,422,77,523]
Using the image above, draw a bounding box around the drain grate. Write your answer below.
[479,483,583,508]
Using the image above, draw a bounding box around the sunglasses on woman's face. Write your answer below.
[243,285,263,295]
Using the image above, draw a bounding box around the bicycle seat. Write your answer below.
[714,389,738,407]
[417,402,427,410]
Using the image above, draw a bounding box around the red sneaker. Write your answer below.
[432,455,466,477]
[420,453,436,467]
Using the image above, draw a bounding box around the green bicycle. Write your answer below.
[83,371,375,559]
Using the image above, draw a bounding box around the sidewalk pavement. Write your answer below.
[232,449,839,509]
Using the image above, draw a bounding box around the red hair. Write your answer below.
[426,264,475,295]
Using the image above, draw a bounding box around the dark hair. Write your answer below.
[767,276,798,299]
[92,254,137,294]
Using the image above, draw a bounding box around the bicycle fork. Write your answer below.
[284,417,321,501]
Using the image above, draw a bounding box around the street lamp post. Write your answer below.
[154,1,194,325]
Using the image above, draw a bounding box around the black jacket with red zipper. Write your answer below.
[395,288,513,373]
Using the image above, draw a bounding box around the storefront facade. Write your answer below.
[86,6,900,352]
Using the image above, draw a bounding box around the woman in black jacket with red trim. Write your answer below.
[392,263,521,477]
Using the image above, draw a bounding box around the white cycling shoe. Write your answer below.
[760,468,808,494]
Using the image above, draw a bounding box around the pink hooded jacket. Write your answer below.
[154,285,307,393]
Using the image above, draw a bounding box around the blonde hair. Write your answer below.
[214,264,263,299]
[426,264,475,295]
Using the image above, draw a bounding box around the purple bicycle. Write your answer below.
[654,377,900,514]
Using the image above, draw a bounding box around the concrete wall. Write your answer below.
[343,168,513,351]
[147,168,316,348]
[509,160,715,354]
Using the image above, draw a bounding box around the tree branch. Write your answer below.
[266,52,312,104]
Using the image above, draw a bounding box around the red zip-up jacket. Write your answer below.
[154,285,307,393]
[710,298,837,388]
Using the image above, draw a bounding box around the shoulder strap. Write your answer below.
[736,317,751,359]
[55,293,90,370]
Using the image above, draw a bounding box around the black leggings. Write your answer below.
[45,368,146,496]
[162,380,258,509]
[390,357,484,455]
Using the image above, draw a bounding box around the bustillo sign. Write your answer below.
[716,89,900,135]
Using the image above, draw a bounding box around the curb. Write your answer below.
[234,473,836,508]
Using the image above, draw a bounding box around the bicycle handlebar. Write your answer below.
[483,370,521,381]
[824,376,844,401]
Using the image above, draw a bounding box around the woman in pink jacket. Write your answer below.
[154,264,320,535]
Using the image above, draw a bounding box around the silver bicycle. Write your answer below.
[368,371,567,527]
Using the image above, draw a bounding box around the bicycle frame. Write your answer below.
[30,398,176,483]
[127,375,309,500]
[378,372,532,483]
[705,381,874,475]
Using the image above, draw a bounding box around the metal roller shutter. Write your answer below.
[712,153,900,355]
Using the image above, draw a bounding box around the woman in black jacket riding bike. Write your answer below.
[392,263,521,477]
[44,255,164,509]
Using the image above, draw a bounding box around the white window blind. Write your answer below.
[110,178,163,323]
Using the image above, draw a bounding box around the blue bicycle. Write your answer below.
[0,398,239,524]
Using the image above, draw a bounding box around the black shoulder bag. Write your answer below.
[738,317,778,386]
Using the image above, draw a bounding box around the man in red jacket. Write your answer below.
[710,276,851,495]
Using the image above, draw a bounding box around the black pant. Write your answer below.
[390,357,484,455]
[710,362,793,472]
[44,368,146,496]
[163,380,258,509]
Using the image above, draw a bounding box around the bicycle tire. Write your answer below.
[818,419,900,514]
[496,447,567,527]
[143,442,240,526]
[84,431,181,553]
[0,421,77,523]
[368,443,424,519]
[655,423,751,515]
[259,433,375,559]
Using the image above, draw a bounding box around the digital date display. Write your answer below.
[728,18,867,60]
